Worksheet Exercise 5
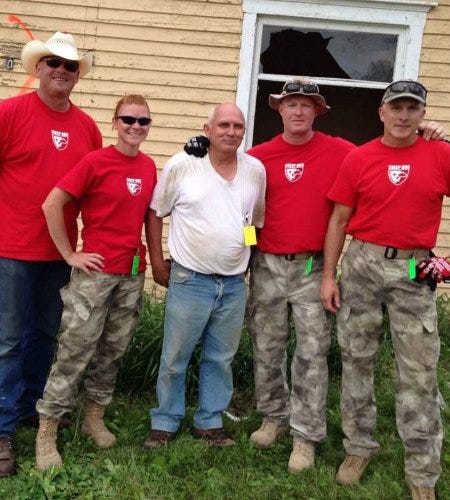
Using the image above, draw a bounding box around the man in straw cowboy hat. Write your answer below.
[183,77,445,474]
[0,31,101,476]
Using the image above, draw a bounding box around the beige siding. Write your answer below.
[2,1,450,292]
[420,1,450,293]
[0,0,242,292]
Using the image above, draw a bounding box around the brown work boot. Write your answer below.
[249,418,289,449]
[288,439,315,474]
[143,429,177,449]
[192,427,235,447]
[35,416,62,471]
[0,436,16,477]
[336,454,370,485]
[81,400,116,449]
[406,477,436,500]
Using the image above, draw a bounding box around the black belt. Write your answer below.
[352,239,429,260]
[171,259,237,279]
[284,251,322,261]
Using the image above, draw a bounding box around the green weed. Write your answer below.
[1,292,448,499]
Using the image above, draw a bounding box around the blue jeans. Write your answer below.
[150,261,247,432]
[0,257,71,436]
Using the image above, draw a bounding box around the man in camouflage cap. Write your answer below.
[321,80,450,500]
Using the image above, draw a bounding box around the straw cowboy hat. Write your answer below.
[269,78,330,115]
[21,31,93,78]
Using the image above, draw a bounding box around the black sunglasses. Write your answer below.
[115,115,152,126]
[283,81,320,95]
[41,57,79,73]
[385,81,427,100]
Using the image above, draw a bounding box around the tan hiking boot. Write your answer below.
[406,477,436,500]
[250,418,289,449]
[288,439,315,473]
[35,415,62,471]
[336,455,370,485]
[81,400,116,449]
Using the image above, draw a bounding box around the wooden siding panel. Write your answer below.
[93,23,241,46]
[94,41,240,64]
[426,4,450,20]
[1,1,242,147]
[420,2,450,267]
[95,9,242,32]
[94,54,238,77]
[96,0,242,17]
[2,0,450,292]
[420,49,450,64]
[0,0,242,291]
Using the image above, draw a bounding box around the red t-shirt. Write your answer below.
[328,137,450,249]
[247,132,354,253]
[58,145,157,274]
[0,91,102,260]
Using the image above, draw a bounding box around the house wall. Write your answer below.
[422,0,450,269]
[0,0,243,294]
[1,0,450,292]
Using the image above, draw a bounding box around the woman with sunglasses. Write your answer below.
[34,94,157,471]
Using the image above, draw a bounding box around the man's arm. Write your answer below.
[145,208,170,287]
[42,187,104,275]
[320,203,354,313]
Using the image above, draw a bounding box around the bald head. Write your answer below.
[204,103,246,156]
[207,103,245,126]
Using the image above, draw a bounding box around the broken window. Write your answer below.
[252,27,398,146]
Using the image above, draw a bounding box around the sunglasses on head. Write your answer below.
[283,81,320,95]
[115,115,152,126]
[385,81,427,100]
[41,57,79,73]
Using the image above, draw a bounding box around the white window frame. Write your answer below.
[237,0,438,149]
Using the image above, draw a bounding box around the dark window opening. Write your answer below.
[252,27,396,146]
[253,81,384,146]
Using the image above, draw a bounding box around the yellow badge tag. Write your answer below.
[243,225,257,246]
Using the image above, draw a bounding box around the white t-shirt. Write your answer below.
[151,151,266,275]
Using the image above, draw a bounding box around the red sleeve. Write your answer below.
[57,154,94,199]
[327,150,358,208]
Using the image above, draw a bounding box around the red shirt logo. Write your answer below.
[388,165,410,186]
[126,178,142,195]
[51,130,69,151]
[284,163,304,182]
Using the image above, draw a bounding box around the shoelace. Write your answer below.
[0,437,12,450]
[261,420,281,432]
[346,455,367,471]
[414,486,434,500]
[293,441,314,458]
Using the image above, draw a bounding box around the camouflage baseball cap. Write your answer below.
[381,80,427,105]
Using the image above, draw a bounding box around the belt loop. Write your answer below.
[384,246,397,259]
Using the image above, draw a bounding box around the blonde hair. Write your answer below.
[114,94,150,117]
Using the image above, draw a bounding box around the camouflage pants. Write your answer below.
[247,250,330,443]
[338,240,442,487]
[36,269,144,419]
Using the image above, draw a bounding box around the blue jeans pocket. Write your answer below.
[170,262,195,284]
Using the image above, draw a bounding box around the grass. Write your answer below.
[1,292,449,499]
